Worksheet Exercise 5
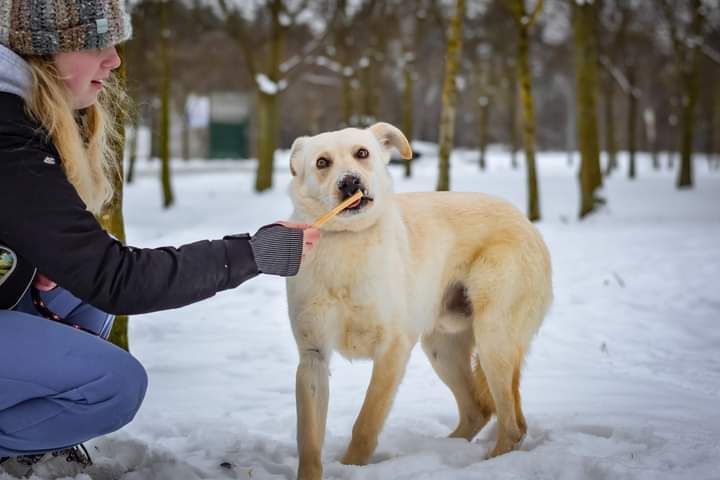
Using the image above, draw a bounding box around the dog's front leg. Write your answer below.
[341,336,413,465]
[296,347,330,480]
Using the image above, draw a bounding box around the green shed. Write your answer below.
[208,92,251,160]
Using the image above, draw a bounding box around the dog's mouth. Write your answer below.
[341,189,374,214]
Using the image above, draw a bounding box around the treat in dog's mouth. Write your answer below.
[343,190,373,212]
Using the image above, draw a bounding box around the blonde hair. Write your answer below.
[24,56,127,214]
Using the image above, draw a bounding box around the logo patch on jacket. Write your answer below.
[43,156,56,165]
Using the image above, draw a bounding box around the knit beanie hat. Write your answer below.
[0,1,132,56]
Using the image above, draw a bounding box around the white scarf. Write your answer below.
[0,43,31,99]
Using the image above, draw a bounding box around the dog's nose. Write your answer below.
[338,175,363,198]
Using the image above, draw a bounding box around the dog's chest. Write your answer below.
[322,282,395,359]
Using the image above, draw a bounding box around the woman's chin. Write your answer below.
[73,93,100,110]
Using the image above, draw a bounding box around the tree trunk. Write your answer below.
[341,71,353,127]
[99,45,129,351]
[126,110,139,184]
[603,73,617,175]
[658,0,703,187]
[677,68,699,188]
[627,66,637,179]
[254,1,285,192]
[645,107,660,170]
[705,83,715,168]
[478,97,489,171]
[436,0,465,192]
[509,77,519,169]
[182,101,190,161]
[713,83,720,170]
[159,0,174,208]
[255,91,279,192]
[573,2,603,219]
[514,0,541,222]
[403,64,414,178]
[336,0,353,127]
[361,33,383,126]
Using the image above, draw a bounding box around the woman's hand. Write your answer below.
[276,221,321,260]
[33,272,57,291]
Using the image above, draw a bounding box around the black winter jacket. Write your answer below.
[0,92,263,315]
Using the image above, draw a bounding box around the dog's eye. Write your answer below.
[355,148,369,159]
[316,157,331,169]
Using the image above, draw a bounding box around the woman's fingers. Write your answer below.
[33,273,57,292]
[276,220,312,230]
[302,227,320,258]
[274,221,320,261]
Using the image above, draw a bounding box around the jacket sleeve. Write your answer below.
[0,143,260,315]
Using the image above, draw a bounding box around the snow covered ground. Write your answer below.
[4,148,720,480]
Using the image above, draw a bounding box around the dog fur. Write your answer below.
[286,122,553,480]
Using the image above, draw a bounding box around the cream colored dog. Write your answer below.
[286,122,552,480]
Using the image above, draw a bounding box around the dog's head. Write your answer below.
[289,122,413,232]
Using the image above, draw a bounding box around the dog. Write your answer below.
[285,122,552,480]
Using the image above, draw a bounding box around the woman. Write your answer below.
[0,0,319,465]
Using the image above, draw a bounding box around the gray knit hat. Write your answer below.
[0,0,132,56]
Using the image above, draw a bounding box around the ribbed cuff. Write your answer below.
[249,224,304,277]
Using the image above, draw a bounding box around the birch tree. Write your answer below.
[572,0,603,219]
[159,0,174,207]
[436,0,466,191]
[506,0,544,221]
[657,0,705,189]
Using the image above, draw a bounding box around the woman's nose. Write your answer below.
[102,47,122,71]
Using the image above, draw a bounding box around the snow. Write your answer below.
[3,149,720,480]
[255,74,287,96]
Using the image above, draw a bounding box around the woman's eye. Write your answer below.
[356,148,369,159]
[316,157,330,169]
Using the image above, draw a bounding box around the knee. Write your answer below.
[96,351,148,433]
[298,347,328,367]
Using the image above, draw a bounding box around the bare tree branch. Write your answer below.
[702,43,720,64]
[217,0,258,79]
[527,0,544,29]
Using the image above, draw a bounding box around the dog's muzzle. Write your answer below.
[337,174,373,212]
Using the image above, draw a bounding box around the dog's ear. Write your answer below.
[368,122,413,162]
[289,136,308,176]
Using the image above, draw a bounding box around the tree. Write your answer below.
[658,0,705,189]
[463,4,504,172]
[159,0,174,207]
[99,44,130,351]
[598,0,631,176]
[436,0,466,191]
[474,66,491,170]
[573,0,603,219]
[504,58,520,169]
[506,0,544,222]
[218,0,337,192]
[399,3,418,178]
[627,63,638,179]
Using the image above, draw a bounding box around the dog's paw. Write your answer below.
[340,449,372,466]
[487,433,524,459]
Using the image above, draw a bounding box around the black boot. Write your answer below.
[51,444,93,467]
[0,444,92,477]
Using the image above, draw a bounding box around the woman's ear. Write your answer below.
[368,122,413,163]
[289,136,308,176]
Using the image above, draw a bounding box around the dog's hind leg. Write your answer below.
[473,317,526,458]
[341,336,413,466]
[296,347,331,480]
[422,326,494,441]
